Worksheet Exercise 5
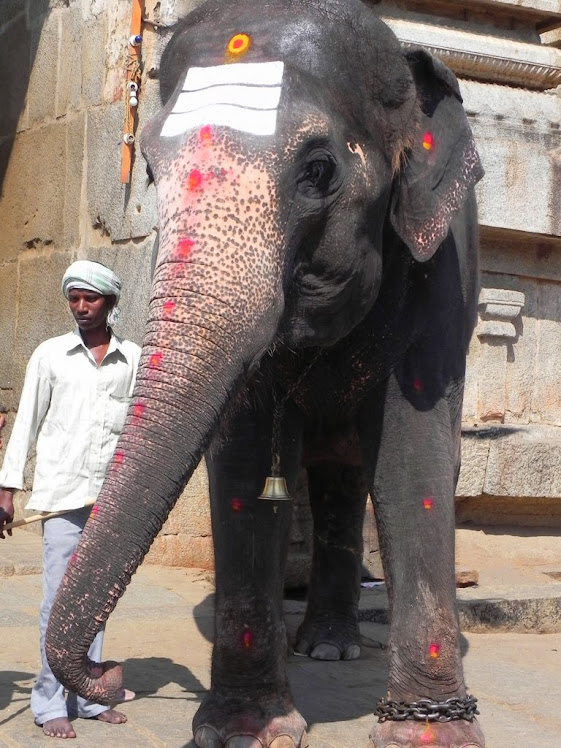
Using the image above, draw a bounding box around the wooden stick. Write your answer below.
[5,499,97,530]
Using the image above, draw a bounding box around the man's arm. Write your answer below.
[0,349,52,538]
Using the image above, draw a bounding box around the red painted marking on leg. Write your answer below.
[231,498,243,512]
[89,505,99,519]
[199,125,213,145]
[163,300,176,315]
[429,643,441,658]
[423,498,434,510]
[149,352,163,368]
[69,552,78,565]
[422,132,435,151]
[133,403,145,419]
[242,629,252,649]
[421,725,436,744]
[187,169,203,190]
[114,450,124,464]
[413,378,424,392]
[177,237,195,259]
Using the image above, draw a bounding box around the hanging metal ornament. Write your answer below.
[258,453,291,501]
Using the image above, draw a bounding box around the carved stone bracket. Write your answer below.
[475,288,525,422]
[477,288,525,340]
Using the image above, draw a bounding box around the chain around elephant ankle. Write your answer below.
[375,695,479,723]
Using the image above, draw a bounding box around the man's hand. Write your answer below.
[0,488,14,539]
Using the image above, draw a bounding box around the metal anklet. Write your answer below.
[375,695,479,723]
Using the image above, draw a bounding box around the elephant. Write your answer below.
[45,1,485,746]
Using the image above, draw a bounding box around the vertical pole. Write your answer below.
[120,0,143,184]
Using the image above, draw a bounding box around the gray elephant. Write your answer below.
[46,1,485,746]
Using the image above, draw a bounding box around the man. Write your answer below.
[0,261,141,739]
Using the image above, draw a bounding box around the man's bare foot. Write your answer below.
[92,709,127,724]
[42,717,76,739]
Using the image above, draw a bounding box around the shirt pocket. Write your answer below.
[107,394,131,435]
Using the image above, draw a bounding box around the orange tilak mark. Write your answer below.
[422,132,434,150]
[227,33,251,57]
[423,498,434,510]
[177,237,195,259]
[114,451,124,464]
[149,352,163,368]
[429,643,441,659]
[231,498,243,512]
[242,629,252,649]
[163,300,176,315]
[187,169,203,190]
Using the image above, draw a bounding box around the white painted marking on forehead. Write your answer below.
[161,61,284,138]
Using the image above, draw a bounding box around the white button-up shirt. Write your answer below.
[0,329,141,512]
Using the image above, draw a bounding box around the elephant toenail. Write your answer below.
[194,725,221,747]
[269,737,296,747]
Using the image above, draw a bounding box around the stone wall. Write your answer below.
[1,0,561,579]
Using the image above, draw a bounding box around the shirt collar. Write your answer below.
[65,328,131,363]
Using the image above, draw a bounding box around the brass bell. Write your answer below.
[258,475,291,501]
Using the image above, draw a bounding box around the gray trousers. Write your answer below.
[31,507,108,724]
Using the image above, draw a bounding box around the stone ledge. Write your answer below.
[459,424,561,499]
[383,16,561,88]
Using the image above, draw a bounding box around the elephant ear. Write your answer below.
[390,49,484,262]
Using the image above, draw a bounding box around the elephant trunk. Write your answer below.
[45,157,284,702]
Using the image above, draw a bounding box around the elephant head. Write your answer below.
[45,0,482,703]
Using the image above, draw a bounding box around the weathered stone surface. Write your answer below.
[63,113,86,249]
[86,103,157,241]
[27,10,59,126]
[81,13,107,108]
[12,252,69,398]
[0,263,17,391]
[57,5,83,117]
[0,14,31,138]
[457,432,491,497]
[0,123,67,258]
[484,426,561,498]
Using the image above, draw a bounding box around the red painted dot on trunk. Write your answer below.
[149,352,163,368]
[187,169,203,190]
[177,237,195,259]
[422,132,435,150]
[89,505,99,519]
[242,629,252,649]
[70,552,78,565]
[163,300,176,315]
[231,498,243,512]
[429,643,441,658]
[199,125,213,144]
[114,451,124,464]
[423,498,434,510]
[133,403,145,419]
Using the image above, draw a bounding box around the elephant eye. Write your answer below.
[298,153,338,197]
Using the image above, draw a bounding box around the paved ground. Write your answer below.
[1,532,560,747]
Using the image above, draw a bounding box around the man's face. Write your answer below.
[68,289,114,331]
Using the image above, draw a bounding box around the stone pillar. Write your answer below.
[476,288,525,423]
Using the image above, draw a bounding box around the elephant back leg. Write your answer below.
[294,451,367,661]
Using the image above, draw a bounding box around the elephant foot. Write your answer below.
[193,693,308,747]
[294,612,361,661]
[369,719,485,747]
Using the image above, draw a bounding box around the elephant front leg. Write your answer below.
[193,404,307,748]
[294,461,366,661]
[362,375,484,748]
